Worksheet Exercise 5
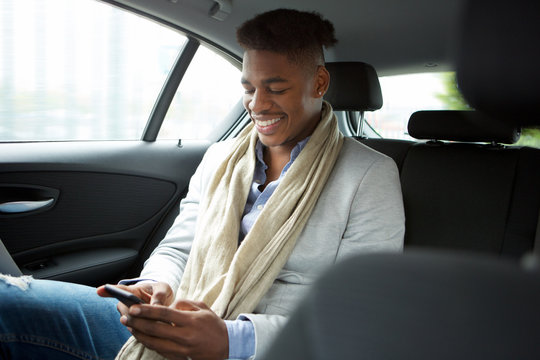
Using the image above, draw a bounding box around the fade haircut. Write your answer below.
[236,9,337,69]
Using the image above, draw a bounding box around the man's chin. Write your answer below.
[257,135,276,148]
[257,134,297,150]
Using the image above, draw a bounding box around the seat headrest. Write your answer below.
[324,62,383,111]
[456,0,540,126]
[408,110,520,143]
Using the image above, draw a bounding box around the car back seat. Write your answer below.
[402,110,540,257]
[325,62,540,258]
[364,110,540,257]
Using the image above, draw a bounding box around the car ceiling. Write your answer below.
[107,0,466,76]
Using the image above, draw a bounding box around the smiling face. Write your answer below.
[241,50,329,152]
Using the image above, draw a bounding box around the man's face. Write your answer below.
[241,50,322,150]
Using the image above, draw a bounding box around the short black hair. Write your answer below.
[236,9,337,67]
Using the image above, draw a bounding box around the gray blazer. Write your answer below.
[140,137,405,358]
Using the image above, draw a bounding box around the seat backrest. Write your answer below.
[355,137,413,172]
[399,110,540,257]
[401,142,520,253]
[262,251,540,360]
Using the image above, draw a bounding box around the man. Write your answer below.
[0,9,404,360]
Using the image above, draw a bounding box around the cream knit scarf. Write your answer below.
[116,101,343,360]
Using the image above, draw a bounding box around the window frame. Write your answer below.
[102,0,246,143]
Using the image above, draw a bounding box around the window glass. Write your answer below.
[0,0,186,141]
[366,72,466,140]
[517,128,540,148]
[159,45,243,140]
[367,72,540,148]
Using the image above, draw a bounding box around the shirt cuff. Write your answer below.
[225,319,256,359]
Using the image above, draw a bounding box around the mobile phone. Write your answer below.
[104,284,146,307]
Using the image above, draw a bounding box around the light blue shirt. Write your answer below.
[226,138,309,359]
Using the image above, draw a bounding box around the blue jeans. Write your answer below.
[0,278,131,360]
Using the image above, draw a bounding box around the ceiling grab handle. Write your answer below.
[209,0,232,21]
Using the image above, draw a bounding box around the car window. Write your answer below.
[158,45,243,140]
[517,128,540,148]
[366,72,540,148]
[365,72,464,140]
[0,0,186,142]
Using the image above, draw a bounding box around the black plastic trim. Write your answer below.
[142,38,200,142]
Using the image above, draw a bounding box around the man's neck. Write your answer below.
[262,145,293,187]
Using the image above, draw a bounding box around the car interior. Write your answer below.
[325,61,540,258]
[0,0,539,356]
[262,0,540,358]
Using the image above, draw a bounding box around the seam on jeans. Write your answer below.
[0,333,100,360]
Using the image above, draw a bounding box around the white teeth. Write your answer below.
[256,117,281,127]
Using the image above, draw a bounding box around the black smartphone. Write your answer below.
[104,284,146,307]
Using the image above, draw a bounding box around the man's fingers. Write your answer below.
[117,301,130,316]
[95,285,110,298]
[128,304,187,325]
[96,284,150,315]
[124,302,228,360]
[129,327,191,360]
[149,282,173,306]
[125,312,194,346]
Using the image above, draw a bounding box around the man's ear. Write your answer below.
[314,65,330,98]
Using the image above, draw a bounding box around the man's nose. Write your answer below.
[249,90,271,113]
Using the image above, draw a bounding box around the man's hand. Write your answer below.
[121,300,229,360]
[97,282,175,317]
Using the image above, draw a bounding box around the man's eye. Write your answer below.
[244,89,255,94]
[269,89,286,95]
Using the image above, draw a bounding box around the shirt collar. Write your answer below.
[255,137,310,167]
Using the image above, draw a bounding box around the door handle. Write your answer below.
[0,198,55,213]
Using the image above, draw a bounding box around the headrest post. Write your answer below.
[356,111,365,138]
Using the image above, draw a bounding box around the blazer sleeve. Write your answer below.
[337,154,405,260]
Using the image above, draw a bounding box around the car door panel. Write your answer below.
[0,140,210,286]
